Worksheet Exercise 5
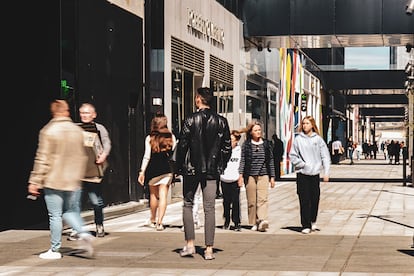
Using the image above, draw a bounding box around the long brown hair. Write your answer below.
[149,114,173,153]
[300,115,320,135]
[240,120,262,140]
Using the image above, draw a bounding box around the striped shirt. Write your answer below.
[239,140,275,177]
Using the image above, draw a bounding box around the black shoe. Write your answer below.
[234,224,242,232]
[223,220,230,230]
[215,193,223,199]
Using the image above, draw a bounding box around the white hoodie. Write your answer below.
[220,145,241,182]
[289,132,331,176]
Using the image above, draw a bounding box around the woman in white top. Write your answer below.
[138,114,176,231]
[220,130,242,231]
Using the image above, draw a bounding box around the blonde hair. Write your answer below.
[149,114,173,153]
[300,115,320,135]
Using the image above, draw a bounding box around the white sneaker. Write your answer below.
[301,228,311,234]
[258,220,269,232]
[311,222,318,231]
[67,229,80,241]
[146,219,156,228]
[39,249,62,260]
[78,233,95,258]
[251,225,258,231]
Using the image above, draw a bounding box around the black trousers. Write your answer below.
[296,173,320,229]
[220,180,241,225]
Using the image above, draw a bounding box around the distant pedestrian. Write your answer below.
[401,141,408,163]
[289,115,331,234]
[394,141,401,165]
[331,137,343,164]
[362,140,369,159]
[138,114,177,231]
[355,142,362,161]
[175,87,232,260]
[346,137,354,165]
[272,134,284,179]
[220,130,242,231]
[238,121,276,232]
[28,99,94,259]
[387,140,396,164]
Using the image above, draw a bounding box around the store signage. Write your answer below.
[187,8,224,48]
[301,93,307,112]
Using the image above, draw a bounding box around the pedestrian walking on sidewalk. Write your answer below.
[289,115,331,234]
[331,136,343,164]
[138,114,177,231]
[27,100,94,259]
[346,136,355,165]
[238,121,276,232]
[175,87,232,260]
[272,134,284,179]
[69,103,111,239]
[220,130,242,231]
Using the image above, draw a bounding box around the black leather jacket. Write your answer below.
[175,108,232,178]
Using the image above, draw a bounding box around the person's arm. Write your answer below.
[175,117,192,174]
[28,129,50,196]
[221,119,232,166]
[289,138,305,169]
[238,143,246,187]
[320,138,331,182]
[96,123,111,164]
[138,136,151,185]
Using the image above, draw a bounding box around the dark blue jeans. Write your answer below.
[83,182,105,225]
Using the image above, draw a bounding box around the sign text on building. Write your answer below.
[187,8,224,48]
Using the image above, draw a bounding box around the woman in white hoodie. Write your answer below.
[289,116,331,234]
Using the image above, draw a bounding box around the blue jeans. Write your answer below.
[83,182,105,225]
[348,148,354,163]
[43,188,88,252]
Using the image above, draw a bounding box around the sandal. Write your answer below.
[179,246,195,257]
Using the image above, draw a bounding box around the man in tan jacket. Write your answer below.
[28,100,94,259]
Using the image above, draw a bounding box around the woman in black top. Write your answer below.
[138,114,176,231]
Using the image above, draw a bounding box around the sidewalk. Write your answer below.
[1,159,413,275]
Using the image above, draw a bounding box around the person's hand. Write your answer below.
[96,153,107,165]
[28,183,40,196]
[238,175,244,187]
[322,175,329,182]
[270,177,275,188]
[138,173,145,186]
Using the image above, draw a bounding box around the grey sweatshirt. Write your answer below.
[289,132,331,176]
